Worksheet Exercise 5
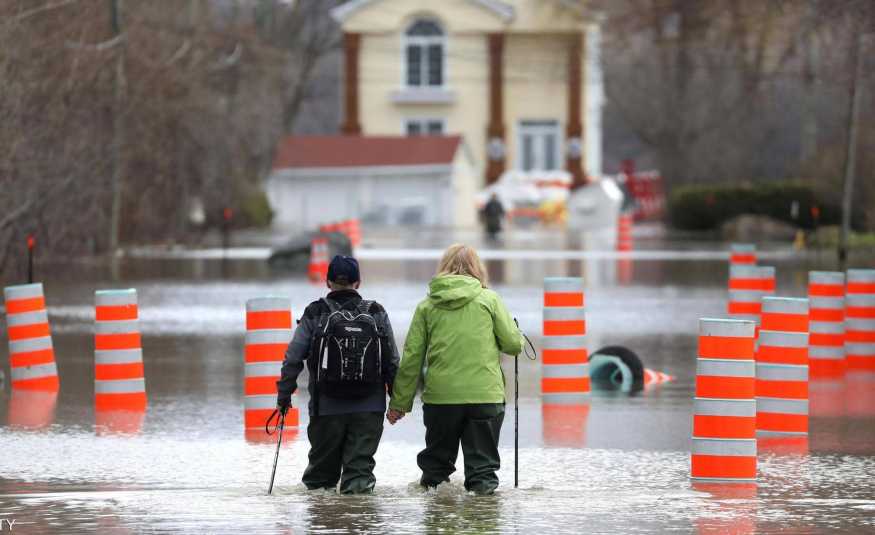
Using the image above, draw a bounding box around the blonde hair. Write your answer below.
[436,244,489,287]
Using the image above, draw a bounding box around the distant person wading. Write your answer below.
[387,244,524,495]
[482,194,505,241]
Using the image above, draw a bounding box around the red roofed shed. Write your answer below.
[266,135,476,230]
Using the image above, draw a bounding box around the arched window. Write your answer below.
[405,19,444,87]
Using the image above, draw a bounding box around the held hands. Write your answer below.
[386,408,405,425]
[277,399,291,416]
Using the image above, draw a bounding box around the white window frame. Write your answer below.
[403,118,446,136]
[402,18,446,89]
[516,120,563,172]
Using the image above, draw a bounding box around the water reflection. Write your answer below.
[7,389,57,430]
[94,409,145,436]
[692,482,757,535]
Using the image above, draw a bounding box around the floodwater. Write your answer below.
[1,229,874,534]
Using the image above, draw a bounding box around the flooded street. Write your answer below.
[1,232,874,534]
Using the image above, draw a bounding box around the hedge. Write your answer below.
[667,181,841,231]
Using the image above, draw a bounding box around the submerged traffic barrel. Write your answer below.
[542,277,589,403]
[244,297,297,441]
[691,318,757,482]
[94,289,147,411]
[4,283,59,391]
[808,272,846,379]
[845,269,875,372]
[729,243,756,266]
[756,297,809,435]
[308,236,330,283]
[617,212,633,252]
[728,265,775,325]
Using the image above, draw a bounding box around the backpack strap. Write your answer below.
[356,300,374,315]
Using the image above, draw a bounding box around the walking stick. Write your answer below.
[513,318,537,490]
[267,408,286,495]
[514,352,519,489]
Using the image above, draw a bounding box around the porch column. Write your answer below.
[485,33,505,185]
[341,32,362,135]
[566,32,585,188]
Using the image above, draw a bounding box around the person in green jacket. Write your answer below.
[387,244,523,495]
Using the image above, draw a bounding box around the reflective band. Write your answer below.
[95,289,138,307]
[246,297,291,313]
[694,398,756,417]
[543,307,586,321]
[542,364,589,378]
[96,305,138,321]
[810,321,844,334]
[728,291,763,303]
[4,283,44,301]
[756,363,808,382]
[847,295,875,308]
[847,269,875,284]
[245,329,292,346]
[95,378,145,394]
[697,359,755,378]
[543,277,584,293]
[757,397,808,415]
[809,297,844,310]
[846,343,875,356]
[6,310,48,327]
[809,271,845,286]
[544,293,584,307]
[731,243,755,253]
[244,395,278,410]
[755,412,808,434]
[9,336,53,354]
[846,318,875,332]
[10,362,58,380]
[542,335,587,350]
[809,346,844,359]
[758,331,808,348]
[95,320,139,335]
[729,265,760,279]
[95,349,143,365]
[542,392,590,404]
[691,438,757,457]
[699,318,756,338]
[762,297,808,315]
[245,361,282,378]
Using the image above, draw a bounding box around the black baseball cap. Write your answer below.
[327,255,360,284]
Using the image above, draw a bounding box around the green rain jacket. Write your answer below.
[390,274,524,412]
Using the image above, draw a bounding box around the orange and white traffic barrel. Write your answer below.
[808,271,845,379]
[846,269,875,296]
[244,297,298,441]
[617,212,633,252]
[344,219,362,248]
[94,289,147,412]
[729,243,756,266]
[4,283,59,391]
[845,293,875,372]
[542,277,589,404]
[728,265,775,323]
[755,298,809,435]
[691,318,757,482]
[308,236,330,283]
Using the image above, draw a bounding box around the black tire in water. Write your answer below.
[590,345,645,386]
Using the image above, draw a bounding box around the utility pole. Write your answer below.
[108,0,125,253]
[838,31,869,269]
[800,0,819,165]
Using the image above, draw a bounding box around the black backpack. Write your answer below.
[311,298,386,399]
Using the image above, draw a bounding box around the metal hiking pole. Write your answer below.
[514,352,519,488]
[267,408,286,495]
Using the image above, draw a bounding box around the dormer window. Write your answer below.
[405,19,444,87]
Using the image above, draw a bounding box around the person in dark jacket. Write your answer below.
[276,255,400,494]
[482,193,505,241]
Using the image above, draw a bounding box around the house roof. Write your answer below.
[332,0,515,24]
[272,135,464,170]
